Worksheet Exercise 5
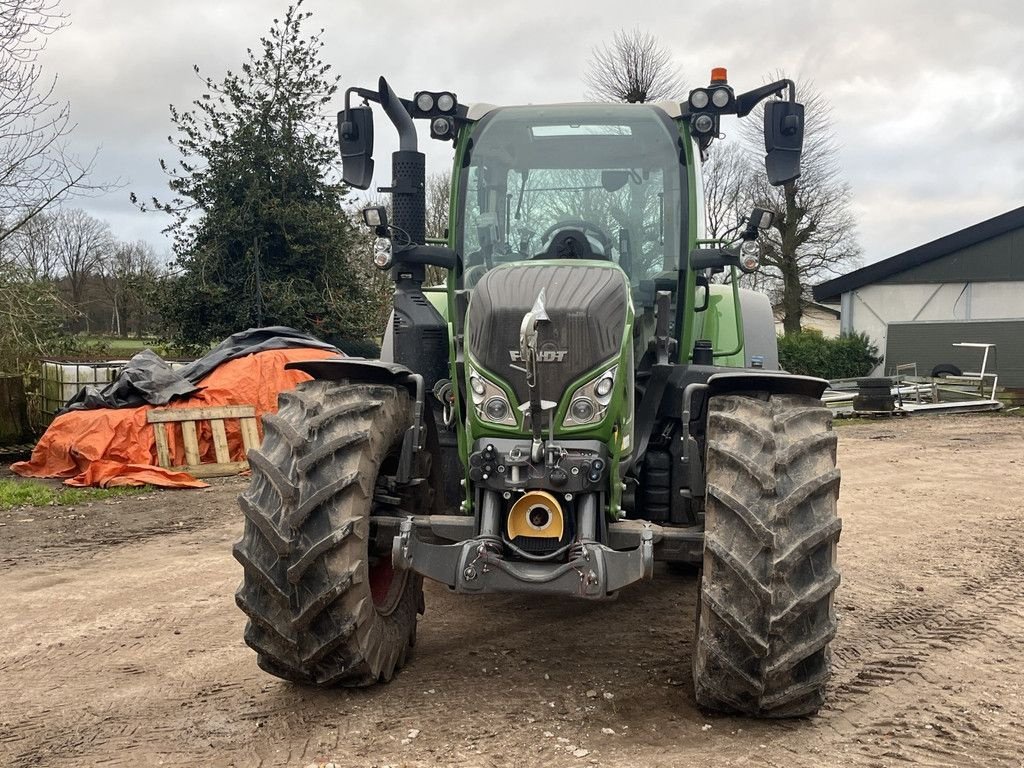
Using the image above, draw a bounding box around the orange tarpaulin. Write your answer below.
[12,347,337,488]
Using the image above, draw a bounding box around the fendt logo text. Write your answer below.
[509,349,569,363]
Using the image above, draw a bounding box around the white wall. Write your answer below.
[773,306,841,338]
[972,282,1024,318]
[842,280,1024,374]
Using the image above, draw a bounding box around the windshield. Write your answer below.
[458,104,685,288]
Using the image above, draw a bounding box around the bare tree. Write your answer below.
[425,171,450,241]
[584,28,683,103]
[51,207,112,326]
[5,208,58,277]
[100,239,161,336]
[425,171,451,286]
[0,0,100,246]
[0,266,74,369]
[701,141,750,240]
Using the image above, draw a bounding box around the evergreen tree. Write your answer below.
[138,2,371,347]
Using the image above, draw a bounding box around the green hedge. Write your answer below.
[778,330,882,381]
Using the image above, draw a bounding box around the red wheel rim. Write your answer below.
[369,558,403,614]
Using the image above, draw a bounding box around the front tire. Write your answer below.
[693,393,841,717]
[233,381,423,687]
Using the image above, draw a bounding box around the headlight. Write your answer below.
[467,364,517,426]
[570,398,595,422]
[485,396,510,422]
[563,364,617,427]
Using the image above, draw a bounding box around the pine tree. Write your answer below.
[138,2,371,347]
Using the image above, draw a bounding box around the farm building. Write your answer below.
[773,301,840,338]
[814,206,1024,387]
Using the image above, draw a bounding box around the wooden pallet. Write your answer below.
[147,405,259,478]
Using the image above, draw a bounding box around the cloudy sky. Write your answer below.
[37,0,1024,270]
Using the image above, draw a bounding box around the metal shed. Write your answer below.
[814,207,1024,381]
[886,320,1024,387]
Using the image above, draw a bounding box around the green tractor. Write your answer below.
[234,68,842,717]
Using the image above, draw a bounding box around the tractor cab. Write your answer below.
[455,102,685,295]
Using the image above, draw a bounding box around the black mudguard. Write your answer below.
[706,371,829,399]
[286,356,461,515]
[286,357,419,393]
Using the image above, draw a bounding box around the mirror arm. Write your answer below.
[735,78,796,118]
[344,86,379,112]
[689,247,740,272]
[394,245,459,271]
[343,85,417,118]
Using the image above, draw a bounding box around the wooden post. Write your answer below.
[0,375,32,445]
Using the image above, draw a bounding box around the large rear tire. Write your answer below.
[233,381,423,687]
[693,393,841,717]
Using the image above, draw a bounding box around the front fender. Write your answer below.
[707,371,828,400]
[286,357,419,395]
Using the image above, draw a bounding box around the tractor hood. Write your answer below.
[465,261,632,436]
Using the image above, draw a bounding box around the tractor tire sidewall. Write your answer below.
[693,392,841,717]
[234,380,423,687]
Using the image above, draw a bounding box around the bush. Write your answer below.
[778,330,882,381]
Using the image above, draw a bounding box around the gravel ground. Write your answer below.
[1,414,1023,767]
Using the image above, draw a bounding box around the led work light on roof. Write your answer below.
[711,87,732,108]
[412,90,458,117]
[692,113,717,135]
[415,92,435,112]
[688,68,735,126]
[436,92,456,113]
[430,116,454,140]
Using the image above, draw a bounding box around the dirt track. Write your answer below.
[2,415,1023,767]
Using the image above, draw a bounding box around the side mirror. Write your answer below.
[338,105,374,190]
[741,207,775,239]
[601,170,629,192]
[763,100,804,186]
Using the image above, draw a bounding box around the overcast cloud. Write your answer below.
[37,0,1024,271]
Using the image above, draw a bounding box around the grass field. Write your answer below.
[0,478,146,509]
[78,336,159,353]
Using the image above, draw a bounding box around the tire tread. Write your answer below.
[694,393,841,717]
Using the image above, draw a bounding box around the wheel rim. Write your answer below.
[369,555,407,615]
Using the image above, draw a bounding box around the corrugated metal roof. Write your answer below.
[813,206,1024,303]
